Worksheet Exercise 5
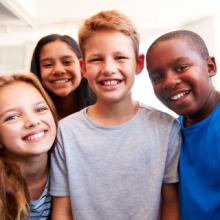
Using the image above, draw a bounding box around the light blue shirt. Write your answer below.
[29,178,51,220]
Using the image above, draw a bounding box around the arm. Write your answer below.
[160,183,179,220]
[51,196,73,220]
[50,128,72,219]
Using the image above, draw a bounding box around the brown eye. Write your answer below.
[176,65,188,72]
[41,61,53,68]
[63,59,74,65]
[150,73,163,84]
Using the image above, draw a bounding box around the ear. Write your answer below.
[207,56,217,77]
[80,59,88,79]
[135,54,145,75]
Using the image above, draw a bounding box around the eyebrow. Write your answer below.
[87,53,102,57]
[40,58,52,62]
[0,107,19,118]
[174,57,191,62]
[148,56,191,73]
[0,101,47,117]
[40,55,76,62]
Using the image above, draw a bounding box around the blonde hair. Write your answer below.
[0,72,58,220]
[78,10,140,58]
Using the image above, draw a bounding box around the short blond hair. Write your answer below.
[78,10,140,58]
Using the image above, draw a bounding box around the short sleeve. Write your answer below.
[50,127,70,196]
[163,119,181,183]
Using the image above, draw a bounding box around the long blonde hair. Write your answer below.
[0,72,57,220]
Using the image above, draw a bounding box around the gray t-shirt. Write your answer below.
[50,104,181,220]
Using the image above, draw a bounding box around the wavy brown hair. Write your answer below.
[0,72,58,220]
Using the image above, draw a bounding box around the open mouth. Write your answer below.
[51,78,72,84]
[170,90,190,101]
[23,131,47,142]
[99,79,123,86]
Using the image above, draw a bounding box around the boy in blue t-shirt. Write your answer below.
[146,30,220,220]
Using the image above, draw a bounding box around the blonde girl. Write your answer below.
[0,72,57,219]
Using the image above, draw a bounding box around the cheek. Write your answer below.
[152,85,161,96]
[40,67,51,80]
[0,126,20,148]
[69,65,82,79]
[74,69,82,82]
[48,115,57,135]
[40,69,49,81]
[70,75,82,93]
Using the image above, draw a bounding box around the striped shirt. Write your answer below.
[29,179,51,220]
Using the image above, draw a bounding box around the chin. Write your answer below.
[53,90,73,97]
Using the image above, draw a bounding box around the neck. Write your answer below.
[52,92,78,118]
[184,90,220,127]
[15,153,49,200]
[87,97,139,127]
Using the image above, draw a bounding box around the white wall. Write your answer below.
[0,15,219,117]
[182,15,220,90]
[132,16,220,117]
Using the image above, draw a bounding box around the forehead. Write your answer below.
[84,30,135,57]
[0,82,44,107]
[146,39,205,71]
[154,39,195,53]
[148,39,203,61]
[40,40,76,58]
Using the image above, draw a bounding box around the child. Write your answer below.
[30,34,96,119]
[0,72,57,219]
[146,30,220,220]
[50,10,181,220]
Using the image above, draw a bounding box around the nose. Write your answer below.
[101,59,117,75]
[24,114,40,129]
[163,71,181,89]
[52,62,66,75]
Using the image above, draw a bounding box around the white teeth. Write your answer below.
[102,80,120,86]
[53,79,70,84]
[170,91,188,100]
[25,131,45,141]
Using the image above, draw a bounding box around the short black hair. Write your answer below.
[146,30,209,59]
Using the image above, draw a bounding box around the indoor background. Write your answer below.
[0,0,220,115]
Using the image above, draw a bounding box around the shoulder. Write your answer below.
[139,103,178,124]
[59,108,85,126]
[57,108,89,138]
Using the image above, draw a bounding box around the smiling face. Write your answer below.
[81,30,143,105]
[0,82,56,159]
[39,40,82,97]
[146,39,217,120]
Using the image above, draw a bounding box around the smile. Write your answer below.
[51,79,71,84]
[170,91,190,100]
[100,79,122,86]
[24,131,46,142]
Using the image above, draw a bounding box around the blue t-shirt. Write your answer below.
[179,102,220,220]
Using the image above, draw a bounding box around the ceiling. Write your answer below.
[0,0,220,45]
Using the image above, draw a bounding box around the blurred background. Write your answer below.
[0,0,220,115]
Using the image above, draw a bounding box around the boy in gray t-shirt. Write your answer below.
[50,10,181,220]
